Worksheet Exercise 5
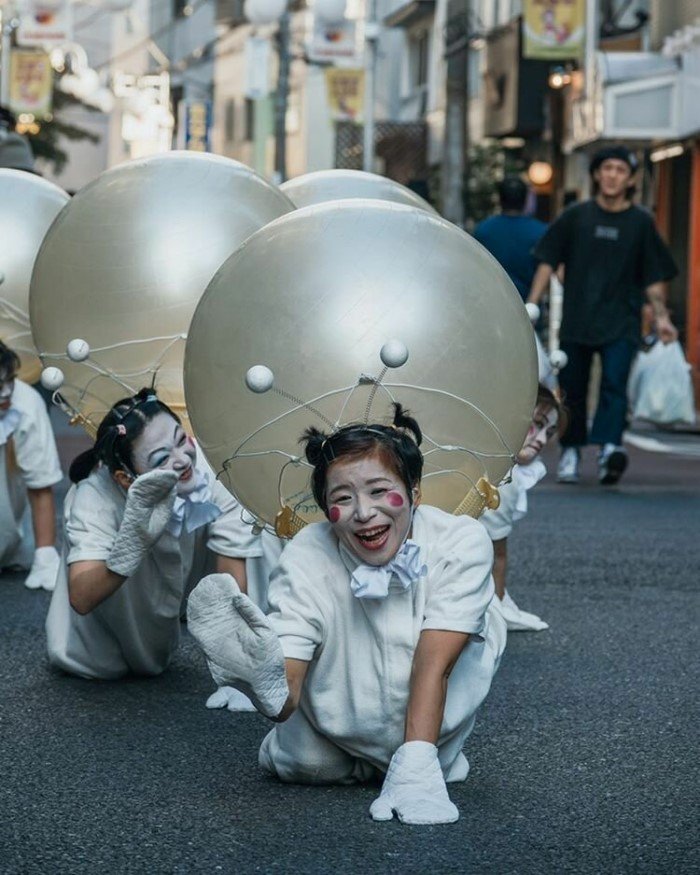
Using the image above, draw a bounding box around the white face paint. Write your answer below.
[516,403,559,465]
[130,411,198,495]
[0,372,15,418]
[325,453,413,567]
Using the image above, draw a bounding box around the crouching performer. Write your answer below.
[188,404,506,825]
[46,389,264,681]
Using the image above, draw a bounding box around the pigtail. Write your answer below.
[391,403,422,447]
[69,447,100,483]
[301,426,330,466]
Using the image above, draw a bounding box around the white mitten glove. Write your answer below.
[370,741,459,825]
[106,469,179,577]
[187,573,289,719]
[205,686,257,712]
[24,545,60,592]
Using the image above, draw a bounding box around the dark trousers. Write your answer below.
[559,337,638,448]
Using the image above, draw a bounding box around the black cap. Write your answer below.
[589,145,638,175]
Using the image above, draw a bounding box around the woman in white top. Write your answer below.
[46,388,267,681]
[481,384,562,632]
[188,404,506,825]
[0,341,62,590]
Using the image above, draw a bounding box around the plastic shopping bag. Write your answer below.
[628,341,696,425]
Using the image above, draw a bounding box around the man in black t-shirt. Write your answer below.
[527,146,678,485]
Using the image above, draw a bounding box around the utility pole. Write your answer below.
[362,0,378,173]
[274,9,291,183]
[442,0,469,226]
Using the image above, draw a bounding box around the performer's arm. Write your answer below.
[273,658,310,722]
[527,262,554,305]
[492,538,507,601]
[69,561,126,614]
[404,629,469,744]
[27,486,56,548]
[215,555,248,593]
[645,281,678,343]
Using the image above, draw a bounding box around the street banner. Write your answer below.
[324,67,364,121]
[522,0,585,60]
[17,0,72,48]
[183,101,213,151]
[245,36,270,100]
[9,49,53,118]
[308,16,358,64]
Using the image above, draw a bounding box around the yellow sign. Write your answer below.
[325,68,364,122]
[523,0,585,60]
[9,49,53,118]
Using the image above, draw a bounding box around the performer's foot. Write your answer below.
[497,592,549,632]
[557,447,580,483]
[598,443,628,485]
[206,686,257,712]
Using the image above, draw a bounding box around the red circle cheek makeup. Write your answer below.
[386,491,405,507]
[328,506,341,523]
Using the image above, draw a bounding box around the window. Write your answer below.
[244,98,255,141]
[410,30,430,91]
[224,98,235,142]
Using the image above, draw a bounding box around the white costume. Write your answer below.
[258,505,506,784]
[45,464,264,679]
[0,379,62,569]
[480,460,548,632]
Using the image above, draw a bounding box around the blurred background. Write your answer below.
[0,0,698,406]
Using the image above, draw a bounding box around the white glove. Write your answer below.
[370,741,459,825]
[106,469,179,577]
[187,573,289,719]
[205,686,257,712]
[24,545,60,592]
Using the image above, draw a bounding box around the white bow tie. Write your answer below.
[0,407,21,446]
[350,539,427,600]
[166,469,222,536]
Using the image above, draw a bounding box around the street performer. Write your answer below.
[188,404,506,826]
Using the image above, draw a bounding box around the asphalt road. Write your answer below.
[1,429,699,874]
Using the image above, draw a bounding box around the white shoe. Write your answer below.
[557,447,580,483]
[205,686,257,712]
[497,592,549,632]
[598,443,628,485]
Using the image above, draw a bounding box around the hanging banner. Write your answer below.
[324,67,364,121]
[9,49,53,118]
[522,0,585,60]
[183,101,213,152]
[308,17,358,64]
[17,0,72,48]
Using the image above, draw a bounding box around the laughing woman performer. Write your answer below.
[188,404,506,825]
[46,389,268,681]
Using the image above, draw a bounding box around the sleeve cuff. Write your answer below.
[23,471,64,490]
[421,618,485,642]
[66,550,110,564]
[206,542,265,559]
[278,634,317,662]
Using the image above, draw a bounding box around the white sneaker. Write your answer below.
[557,447,580,483]
[598,443,628,485]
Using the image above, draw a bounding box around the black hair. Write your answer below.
[68,388,180,483]
[0,341,20,381]
[535,383,568,437]
[498,176,528,212]
[301,403,423,515]
[589,145,638,199]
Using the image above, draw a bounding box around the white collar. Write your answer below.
[166,468,222,536]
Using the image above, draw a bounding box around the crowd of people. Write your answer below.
[1,145,679,826]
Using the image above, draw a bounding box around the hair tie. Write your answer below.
[116,424,126,435]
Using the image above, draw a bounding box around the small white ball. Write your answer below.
[245,365,275,393]
[40,366,65,391]
[66,338,90,362]
[380,339,409,369]
[549,349,568,372]
[525,303,540,324]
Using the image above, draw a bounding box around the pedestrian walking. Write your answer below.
[188,404,506,826]
[527,145,678,485]
[481,384,563,632]
[473,175,547,302]
[45,388,278,686]
[0,341,62,590]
